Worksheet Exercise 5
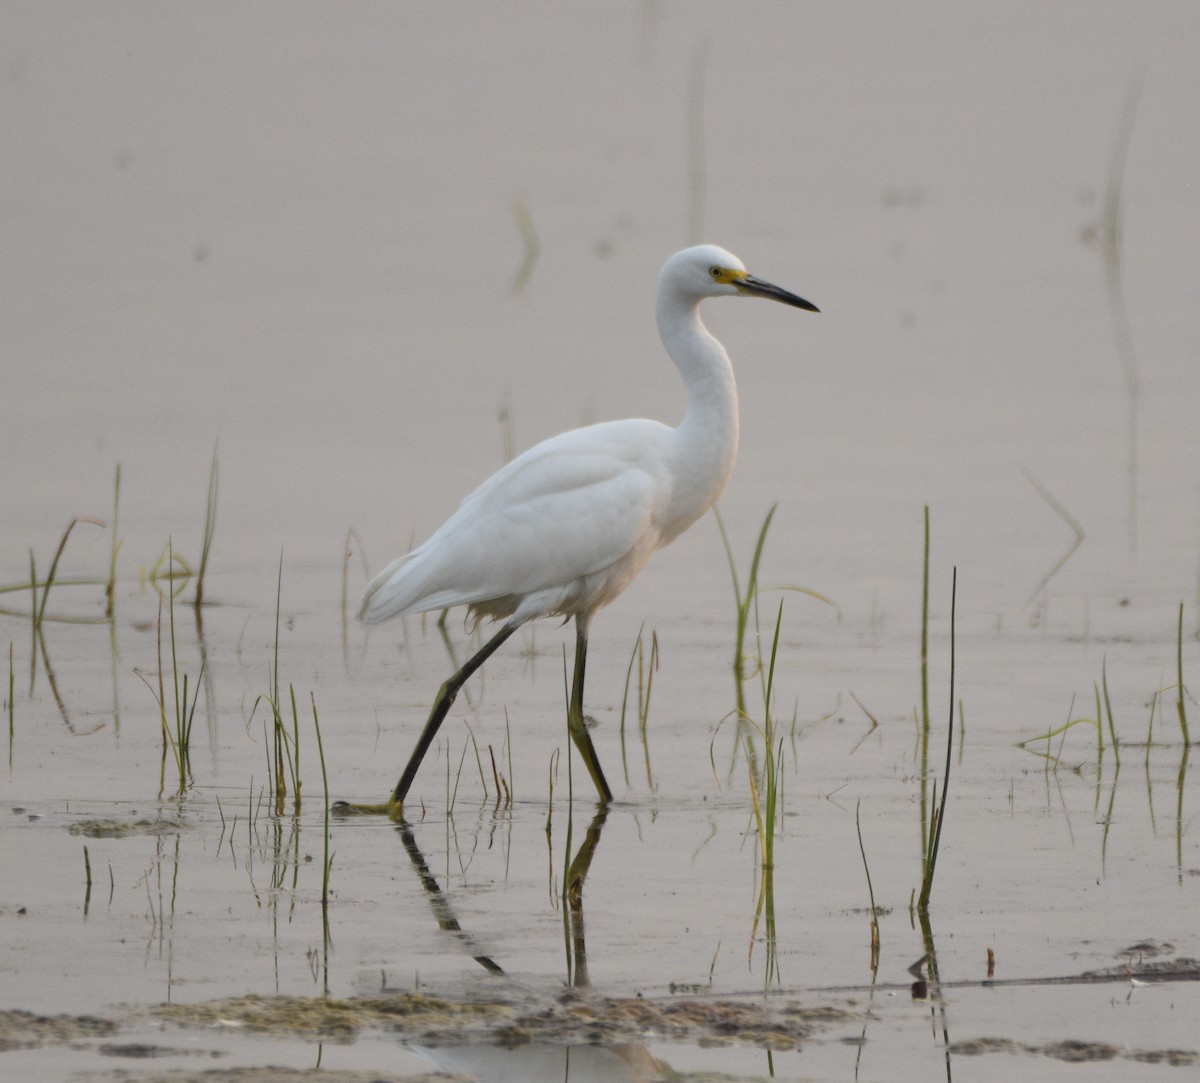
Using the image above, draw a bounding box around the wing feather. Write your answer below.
[360,420,672,624]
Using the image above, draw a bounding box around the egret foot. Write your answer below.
[330,798,403,819]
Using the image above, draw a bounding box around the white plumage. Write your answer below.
[361,244,817,810]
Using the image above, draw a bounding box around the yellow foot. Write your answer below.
[330,798,404,820]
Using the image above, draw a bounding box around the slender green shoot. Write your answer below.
[545,747,559,833]
[165,552,202,793]
[714,503,777,721]
[1177,603,1190,745]
[917,507,932,864]
[505,709,514,803]
[289,685,302,801]
[311,693,333,910]
[448,737,470,817]
[920,505,930,735]
[619,626,659,788]
[1102,657,1120,766]
[106,465,122,618]
[249,555,302,812]
[855,800,880,974]
[488,744,509,806]
[639,630,659,789]
[1016,702,1097,765]
[747,599,785,980]
[619,623,644,781]
[37,517,105,628]
[917,567,956,913]
[1092,681,1105,813]
[638,630,659,733]
[1146,687,1158,770]
[464,721,489,797]
[194,446,218,610]
[135,555,202,795]
[7,641,13,768]
[28,550,36,661]
[756,599,786,868]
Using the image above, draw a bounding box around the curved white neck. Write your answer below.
[656,290,740,540]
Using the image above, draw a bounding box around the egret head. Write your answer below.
[660,245,819,312]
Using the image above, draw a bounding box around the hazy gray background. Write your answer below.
[3,3,1197,628]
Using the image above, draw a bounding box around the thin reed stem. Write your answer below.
[1177,603,1190,745]
[918,567,956,913]
[194,447,218,610]
[855,800,880,973]
[37,517,104,628]
[311,694,332,910]
[1102,657,1120,767]
[106,465,121,618]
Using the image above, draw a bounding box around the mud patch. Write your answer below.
[0,1009,118,1051]
[68,820,183,839]
[149,990,856,1051]
[949,1035,1198,1067]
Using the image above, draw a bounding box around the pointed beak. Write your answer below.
[737,273,819,313]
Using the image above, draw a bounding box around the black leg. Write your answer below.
[567,614,613,803]
[391,619,519,807]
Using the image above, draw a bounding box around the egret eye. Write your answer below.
[709,266,722,279]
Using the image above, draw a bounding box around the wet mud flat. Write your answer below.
[3,960,1199,1083]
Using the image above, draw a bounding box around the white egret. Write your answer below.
[360,245,817,811]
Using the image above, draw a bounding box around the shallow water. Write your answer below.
[2,3,1199,1080]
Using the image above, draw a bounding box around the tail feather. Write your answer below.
[359,551,425,624]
